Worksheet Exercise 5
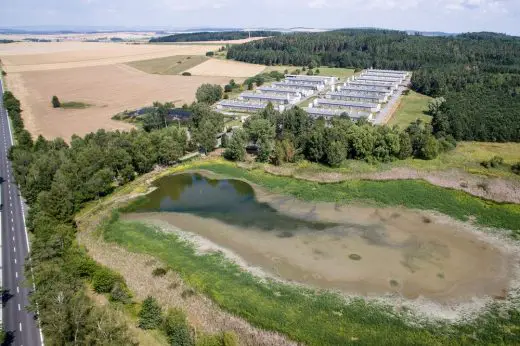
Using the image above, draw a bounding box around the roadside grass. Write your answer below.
[387,90,432,129]
[60,101,92,109]
[126,55,208,75]
[170,160,520,231]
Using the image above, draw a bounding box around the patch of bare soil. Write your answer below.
[264,165,520,204]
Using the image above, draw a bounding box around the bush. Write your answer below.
[315,69,320,74]
[223,94,229,99]
[51,95,61,108]
[481,156,504,168]
[206,51,214,57]
[1,70,6,76]
[224,84,233,93]
[152,267,168,277]
[92,267,121,293]
[161,308,194,346]
[182,72,192,76]
[512,162,520,175]
[110,282,132,304]
[195,84,223,104]
[138,296,163,329]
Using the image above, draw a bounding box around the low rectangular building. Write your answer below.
[347,80,397,91]
[314,98,381,112]
[327,91,387,103]
[217,100,285,113]
[357,75,403,83]
[285,74,337,85]
[239,92,298,105]
[305,107,373,121]
[273,81,325,91]
[258,86,313,97]
[338,84,391,95]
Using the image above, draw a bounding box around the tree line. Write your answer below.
[3,90,195,344]
[227,29,520,141]
[149,30,281,43]
[224,103,455,166]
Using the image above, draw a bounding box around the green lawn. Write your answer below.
[99,161,520,346]
[388,90,432,129]
[297,96,317,108]
[126,55,208,75]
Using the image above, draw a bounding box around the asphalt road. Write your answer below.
[0,79,43,346]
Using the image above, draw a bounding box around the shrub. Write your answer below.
[1,70,6,76]
[182,72,192,76]
[224,84,233,93]
[152,267,168,277]
[92,267,121,293]
[110,282,132,304]
[138,296,162,329]
[51,95,61,108]
[161,308,194,346]
[315,68,320,74]
[206,51,214,57]
[481,156,504,168]
[223,94,229,99]
[512,162,520,175]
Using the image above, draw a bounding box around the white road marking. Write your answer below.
[12,236,14,242]
[15,271,18,278]
[18,304,21,311]
[13,246,16,253]
[16,286,19,293]
[14,258,17,264]
[19,323,22,332]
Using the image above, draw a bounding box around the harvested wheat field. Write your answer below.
[6,64,230,139]
[0,42,217,72]
[186,58,266,77]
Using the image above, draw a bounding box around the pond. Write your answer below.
[125,173,513,304]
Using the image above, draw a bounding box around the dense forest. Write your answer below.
[149,30,281,43]
[227,29,520,141]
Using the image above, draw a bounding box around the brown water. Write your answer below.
[124,173,513,304]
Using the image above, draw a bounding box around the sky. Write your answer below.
[2,0,519,35]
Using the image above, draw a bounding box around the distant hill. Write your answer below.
[149,31,281,43]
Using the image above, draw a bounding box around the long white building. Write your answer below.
[285,74,337,85]
[347,80,397,91]
[239,92,299,105]
[217,100,286,113]
[273,81,325,91]
[328,91,387,103]
[314,98,381,112]
[305,107,373,121]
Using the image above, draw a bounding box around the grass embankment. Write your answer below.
[97,161,520,345]
[60,101,91,109]
[388,90,432,129]
[126,55,208,75]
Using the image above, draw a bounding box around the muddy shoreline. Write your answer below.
[122,170,520,321]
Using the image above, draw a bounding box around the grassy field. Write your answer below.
[126,55,208,75]
[388,90,432,128]
[96,160,520,346]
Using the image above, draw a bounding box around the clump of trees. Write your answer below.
[224,104,454,167]
[51,95,61,108]
[195,84,223,104]
[190,102,224,153]
[227,29,520,142]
